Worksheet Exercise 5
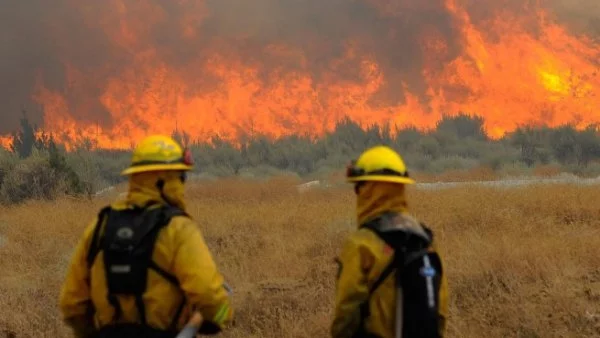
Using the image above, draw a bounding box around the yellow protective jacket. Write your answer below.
[59,171,232,337]
[331,182,448,338]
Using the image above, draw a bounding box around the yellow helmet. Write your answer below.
[121,135,193,176]
[346,145,415,185]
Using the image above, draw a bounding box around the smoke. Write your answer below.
[548,0,600,37]
[0,0,118,131]
[0,1,61,130]
[0,0,597,133]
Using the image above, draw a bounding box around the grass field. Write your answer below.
[1,178,599,337]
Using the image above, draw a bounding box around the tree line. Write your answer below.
[1,112,600,204]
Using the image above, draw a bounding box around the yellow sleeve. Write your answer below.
[331,233,373,338]
[171,218,233,331]
[59,218,98,336]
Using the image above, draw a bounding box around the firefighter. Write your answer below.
[59,135,233,338]
[331,145,448,338]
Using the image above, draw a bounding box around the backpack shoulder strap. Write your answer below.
[361,217,386,288]
[145,205,190,330]
[355,216,397,322]
[145,205,189,287]
[358,217,443,337]
[361,216,436,295]
[420,223,434,242]
[86,206,112,268]
[160,206,189,225]
[368,254,397,295]
[356,220,398,326]
[87,204,188,271]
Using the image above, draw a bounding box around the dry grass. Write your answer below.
[412,166,499,183]
[1,178,600,337]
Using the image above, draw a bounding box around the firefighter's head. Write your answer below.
[122,135,193,177]
[346,145,414,192]
[346,146,414,223]
[122,135,193,209]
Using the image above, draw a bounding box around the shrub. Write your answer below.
[1,151,59,203]
[428,156,480,174]
[0,148,85,204]
[435,113,487,140]
[0,149,18,190]
[66,150,107,195]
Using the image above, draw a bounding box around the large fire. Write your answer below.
[1,0,599,149]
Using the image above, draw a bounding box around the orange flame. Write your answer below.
[2,0,600,150]
[0,136,12,150]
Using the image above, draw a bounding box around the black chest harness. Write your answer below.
[86,203,188,334]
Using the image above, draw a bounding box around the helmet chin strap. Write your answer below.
[155,179,175,207]
[354,181,365,195]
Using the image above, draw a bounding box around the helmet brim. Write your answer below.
[346,175,415,185]
[121,163,193,176]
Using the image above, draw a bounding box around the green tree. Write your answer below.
[435,113,487,140]
[549,125,578,164]
[394,127,423,152]
[11,111,37,158]
[210,136,245,175]
[510,127,552,167]
[48,138,86,195]
[418,136,441,159]
[573,125,600,167]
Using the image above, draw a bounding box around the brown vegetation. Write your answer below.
[0,178,599,337]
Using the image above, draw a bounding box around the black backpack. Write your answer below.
[86,203,188,331]
[355,213,444,338]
